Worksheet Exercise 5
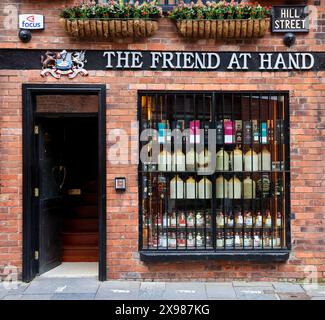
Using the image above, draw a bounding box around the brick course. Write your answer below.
[0,0,325,281]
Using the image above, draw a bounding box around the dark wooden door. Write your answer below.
[37,119,64,274]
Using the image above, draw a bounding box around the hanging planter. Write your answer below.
[169,1,271,39]
[60,18,159,39]
[175,18,270,39]
[59,1,162,39]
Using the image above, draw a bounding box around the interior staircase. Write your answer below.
[62,181,98,262]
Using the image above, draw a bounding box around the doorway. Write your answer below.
[22,85,106,282]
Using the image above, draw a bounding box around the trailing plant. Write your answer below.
[60,0,163,20]
[168,1,272,21]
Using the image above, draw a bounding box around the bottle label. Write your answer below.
[216,239,224,248]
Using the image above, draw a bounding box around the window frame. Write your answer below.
[138,90,291,262]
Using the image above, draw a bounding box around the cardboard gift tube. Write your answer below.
[185,20,191,38]
[127,20,134,37]
[235,20,241,38]
[121,20,128,37]
[217,20,222,38]
[84,20,90,37]
[109,20,115,37]
[210,20,216,39]
[139,19,146,37]
[228,20,235,38]
[241,20,247,38]
[96,20,103,37]
[198,20,204,38]
[103,20,109,38]
[223,20,229,38]
[204,20,211,39]
[247,19,253,37]
[192,20,198,38]
[253,19,260,37]
[90,19,97,37]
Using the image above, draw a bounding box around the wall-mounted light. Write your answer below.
[283,32,296,47]
[18,29,32,43]
[115,177,126,192]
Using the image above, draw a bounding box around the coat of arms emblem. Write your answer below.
[41,50,88,79]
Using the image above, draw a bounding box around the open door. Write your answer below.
[23,85,107,282]
[36,119,65,274]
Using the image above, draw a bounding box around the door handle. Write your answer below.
[52,165,67,190]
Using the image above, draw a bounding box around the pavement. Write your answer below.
[0,278,325,300]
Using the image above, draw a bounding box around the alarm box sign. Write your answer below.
[272,6,309,33]
[19,14,44,30]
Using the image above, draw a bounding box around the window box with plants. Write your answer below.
[59,0,162,39]
[168,1,271,39]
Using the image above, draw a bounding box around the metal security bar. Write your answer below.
[139,91,290,254]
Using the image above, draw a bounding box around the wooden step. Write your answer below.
[63,218,98,232]
[62,246,98,262]
[70,205,98,218]
[62,232,98,246]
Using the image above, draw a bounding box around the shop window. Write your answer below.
[138,92,290,258]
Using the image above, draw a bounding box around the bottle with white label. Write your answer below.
[254,211,263,228]
[244,211,253,228]
[244,148,258,172]
[185,176,196,199]
[187,232,195,248]
[258,147,271,171]
[158,150,172,171]
[187,211,195,227]
[264,210,272,228]
[228,175,242,199]
[170,211,177,228]
[216,175,229,199]
[243,176,256,199]
[216,211,225,228]
[172,150,186,172]
[198,148,212,169]
[253,232,261,248]
[235,232,242,249]
[216,148,229,171]
[230,147,243,171]
[197,177,212,199]
[216,232,224,249]
[226,232,234,248]
[196,211,204,227]
[186,148,197,171]
[162,212,169,228]
[196,232,204,247]
[170,175,184,199]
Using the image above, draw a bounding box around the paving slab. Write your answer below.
[163,282,207,300]
[21,294,53,300]
[302,284,325,297]
[205,283,237,299]
[138,282,166,300]
[96,281,140,300]
[272,282,305,293]
[234,287,278,300]
[233,281,273,288]
[24,277,100,295]
[2,295,23,300]
[311,297,325,300]
[51,293,95,300]
[278,293,310,300]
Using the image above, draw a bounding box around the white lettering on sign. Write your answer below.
[19,14,44,30]
[103,51,315,71]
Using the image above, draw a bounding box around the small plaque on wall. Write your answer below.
[272,5,309,33]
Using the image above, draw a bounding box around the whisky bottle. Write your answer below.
[216,211,225,228]
[216,232,224,249]
[187,211,195,227]
[178,211,186,228]
[187,232,195,248]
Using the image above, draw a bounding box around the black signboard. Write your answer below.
[272,5,309,33]
[0,49,325,72]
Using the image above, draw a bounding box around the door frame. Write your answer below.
[22,84,107,282]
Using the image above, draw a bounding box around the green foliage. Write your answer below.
[168,1,271,21]
[60,1,162,20]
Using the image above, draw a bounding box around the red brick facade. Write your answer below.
[0,0,324,282]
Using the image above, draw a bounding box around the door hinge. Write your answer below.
[34,188,39,197]
[34,251,39,260]
[34,125,39,135]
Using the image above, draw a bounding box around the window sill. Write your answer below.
[140,250,290,262]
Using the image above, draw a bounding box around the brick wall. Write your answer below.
[0,0,324,281]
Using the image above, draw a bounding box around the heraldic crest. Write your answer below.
[41,50,88,79]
